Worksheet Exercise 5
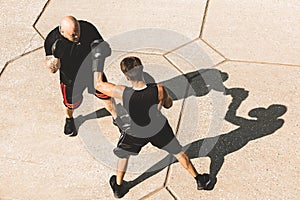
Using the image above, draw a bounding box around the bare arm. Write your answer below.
[96,72,125,100]
[158,85,173,109]
[45,55,60,73]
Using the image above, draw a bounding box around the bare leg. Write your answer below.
[174,151,198,178]
[65,107,74,118]
[116,157,129,185]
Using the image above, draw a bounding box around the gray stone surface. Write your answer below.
[0,0,45,72]
[1,0,299,199]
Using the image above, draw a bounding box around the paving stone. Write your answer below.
[35,0,207,44]
[1,1,299,199]
[167,62,300,199]
[0,0,45,72]
[203,0,300,65]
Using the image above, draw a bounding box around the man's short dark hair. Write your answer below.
[120,56,143,81]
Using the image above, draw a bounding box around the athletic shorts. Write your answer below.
[113,120,183,158]
[60,74,110,110]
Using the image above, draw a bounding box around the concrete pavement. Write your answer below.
[1,1,299,199]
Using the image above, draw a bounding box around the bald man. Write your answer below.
[44,16,116,136]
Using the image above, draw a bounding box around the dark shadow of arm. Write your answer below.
[159,69,228,100]
[224,88,249,126]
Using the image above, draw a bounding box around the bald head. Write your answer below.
[60,16,80,42]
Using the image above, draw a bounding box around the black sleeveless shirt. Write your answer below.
[122,83,166,137]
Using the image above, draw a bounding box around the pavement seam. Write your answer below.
[162,55,184,74]
[0,46,43,77]
[200,38,228,60]
[162,55,190,136]
[199,0,211,38]
[196,0,300,68]
[32,0,52,40]
[163,38,199,56]
[23,33,39,54]
[166,186,179,200]
[113,49,163,56]
[162,54,191,199]
[0,0,49,77]
[214,59,228,68]
[227,59,300,68]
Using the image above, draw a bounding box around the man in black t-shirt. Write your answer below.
[44,16,117,136]
[96,56,210,198]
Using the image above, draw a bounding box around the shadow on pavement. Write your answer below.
[126,88,287,191]
[74,68,228,131]
[72,68,287,192]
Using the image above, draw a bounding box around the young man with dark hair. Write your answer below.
[96,56,209,198]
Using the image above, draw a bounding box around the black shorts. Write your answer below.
[59,72,111,109]
[60,82,84,109]
[113,120,182,158]
[60,81,110,110]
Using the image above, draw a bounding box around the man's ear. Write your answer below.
[59,26,64,36]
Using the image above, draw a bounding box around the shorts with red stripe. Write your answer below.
[60,82,84,110]
[94,73,110,100]
[60,73,110,110]
[95,90,111,99]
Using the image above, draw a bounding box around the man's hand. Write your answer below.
[45,56,60,73]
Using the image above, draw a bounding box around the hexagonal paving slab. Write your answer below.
[165,38,225,73]
[202,0,300,65]
[1,0,300,199]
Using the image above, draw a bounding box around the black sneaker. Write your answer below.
[204,176,217,190]
[196,173,210,190]
[109,175,129,198]
[64,118,77,136]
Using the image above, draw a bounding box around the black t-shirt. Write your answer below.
[44,20,103,84]
[122,83,166,137]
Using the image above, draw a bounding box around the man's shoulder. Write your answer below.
[44,27,61,53]
[79,20,98,31]
[78,20,102,41]
[45,27,61,44]
[46,27,60,39]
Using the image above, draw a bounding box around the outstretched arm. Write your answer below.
[96,73,125,100]
[91,40,125,99]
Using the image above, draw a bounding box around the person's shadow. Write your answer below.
[73,67,287,192]
[124,88,287,191]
